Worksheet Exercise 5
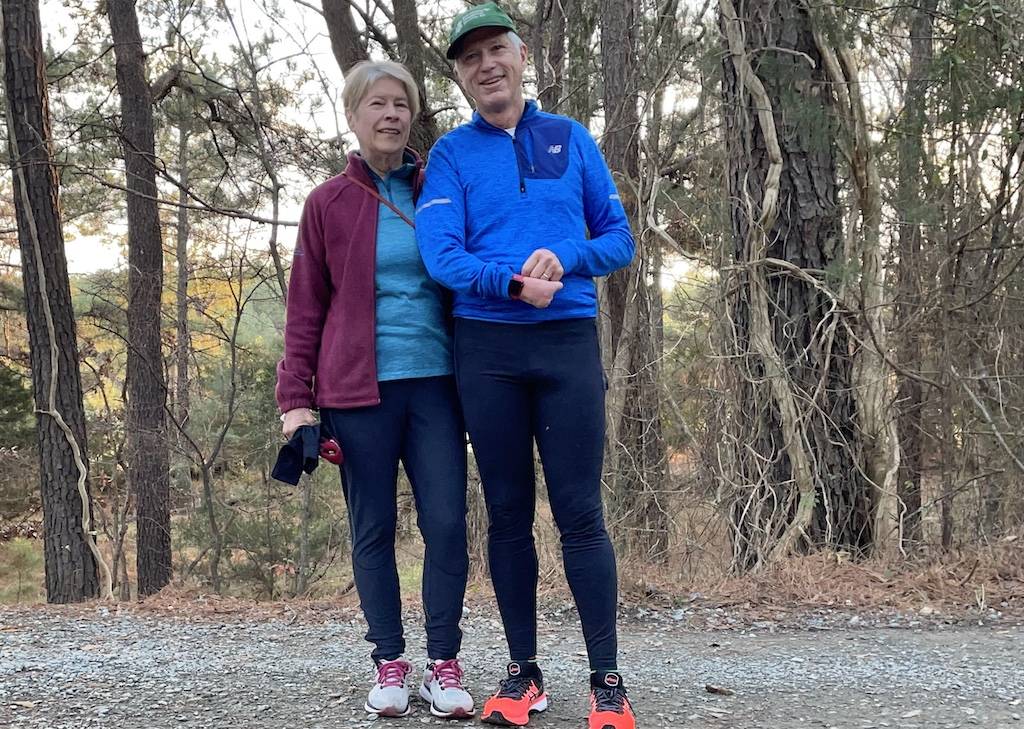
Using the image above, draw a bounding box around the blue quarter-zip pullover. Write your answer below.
[415,101,635,322]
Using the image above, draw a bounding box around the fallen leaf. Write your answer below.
[706,684,735,696]
[901,710,922,719]
[12,701,37,709]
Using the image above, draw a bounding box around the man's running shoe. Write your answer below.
[364,657,412,717]
[588,671,635,729]
[419,658,475,718]
[480,661,548,726]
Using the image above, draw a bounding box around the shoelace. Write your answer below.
[375,659,410,688]
[496,674,536,699]
[592,686,628,713]
[431,659,465,690]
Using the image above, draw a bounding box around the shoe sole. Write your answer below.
[481,695,549,726]
[364,701,412,718]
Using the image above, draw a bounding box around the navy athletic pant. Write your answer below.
[453,317,619,671]
[321,375,468,663]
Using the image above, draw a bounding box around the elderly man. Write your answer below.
[415,4,636,728]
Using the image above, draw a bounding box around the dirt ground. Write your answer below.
[1,599,1021,729]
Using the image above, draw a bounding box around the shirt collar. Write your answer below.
[357,150,418,183]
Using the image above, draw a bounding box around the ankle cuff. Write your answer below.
[590,670,624,689]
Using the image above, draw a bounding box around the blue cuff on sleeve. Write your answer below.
[547,240,581,275]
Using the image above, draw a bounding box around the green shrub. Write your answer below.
[0,537,44,603]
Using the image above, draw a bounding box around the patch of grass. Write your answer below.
[0,537,45,604]
[397,560,423,596]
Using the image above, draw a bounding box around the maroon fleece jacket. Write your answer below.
[276,150,424,413]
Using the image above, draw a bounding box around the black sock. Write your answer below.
[508,660,542,680]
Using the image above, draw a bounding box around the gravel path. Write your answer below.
[1,604,1021,728]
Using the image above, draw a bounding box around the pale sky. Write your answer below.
[45,0,349,273]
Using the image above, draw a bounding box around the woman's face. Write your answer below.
[347,77,412,162]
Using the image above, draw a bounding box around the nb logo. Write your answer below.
[547,145,562,154]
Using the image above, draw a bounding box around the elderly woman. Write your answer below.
[276,61,473,720]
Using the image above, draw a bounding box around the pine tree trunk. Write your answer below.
[1,0,100,602]
[322,0,369,73]
[720,0,870,568]
[107,0,172,596]
[392,0,439,152]
[534,0,566,111]
[563,0,597,125]
[894,0,938,550]
[600,0,669,560]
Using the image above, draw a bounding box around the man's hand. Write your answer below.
[518,277,563,308]
[521,248,564,282]
[282,407,318,438]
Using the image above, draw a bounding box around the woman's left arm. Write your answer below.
[276,193,331,413]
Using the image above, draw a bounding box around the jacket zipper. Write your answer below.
[367,175,382,406]
[511,136,527,195]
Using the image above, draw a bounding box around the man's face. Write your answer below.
[455,28,527,117]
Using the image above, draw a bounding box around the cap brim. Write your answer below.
[445,40,463,60]
[446,23,515,60]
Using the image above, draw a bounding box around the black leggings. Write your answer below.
[454,317,618,671]
[321,376,468,663]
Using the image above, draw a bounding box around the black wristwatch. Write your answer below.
[508,274,525,299]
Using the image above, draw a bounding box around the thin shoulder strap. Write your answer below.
[343,173,415,229]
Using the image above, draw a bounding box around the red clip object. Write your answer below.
[319,437,343,465]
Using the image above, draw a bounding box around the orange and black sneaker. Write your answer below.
[588,671,635,729]
[481,661,549,726]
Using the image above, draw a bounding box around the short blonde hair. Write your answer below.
[342,61,420,118]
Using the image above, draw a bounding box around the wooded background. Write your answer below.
[1,0,1022,603]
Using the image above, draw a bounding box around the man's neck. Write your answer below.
[478,98,526,130]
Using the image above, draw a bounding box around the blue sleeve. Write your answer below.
[547,124,636,277]
[415,139,516,299]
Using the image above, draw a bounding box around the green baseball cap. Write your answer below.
[446,2,516,59]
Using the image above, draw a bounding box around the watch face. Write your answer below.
[509,278,525,297]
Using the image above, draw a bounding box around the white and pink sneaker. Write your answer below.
[419,658,475,719]
[365,657,413,717]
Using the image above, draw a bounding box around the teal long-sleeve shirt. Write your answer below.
[415,101,635,322]
[371,161,452,381]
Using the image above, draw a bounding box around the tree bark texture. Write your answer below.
[600,0,669,559]
[563,0,597,125]
[720,0,870,569]
[893,0,938,549]
[107,0,172,596]
[322,0,369,73]
[807,21,901,557]
[391,0,439,152]
[534,0,566,112]
[1,0,99,602]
